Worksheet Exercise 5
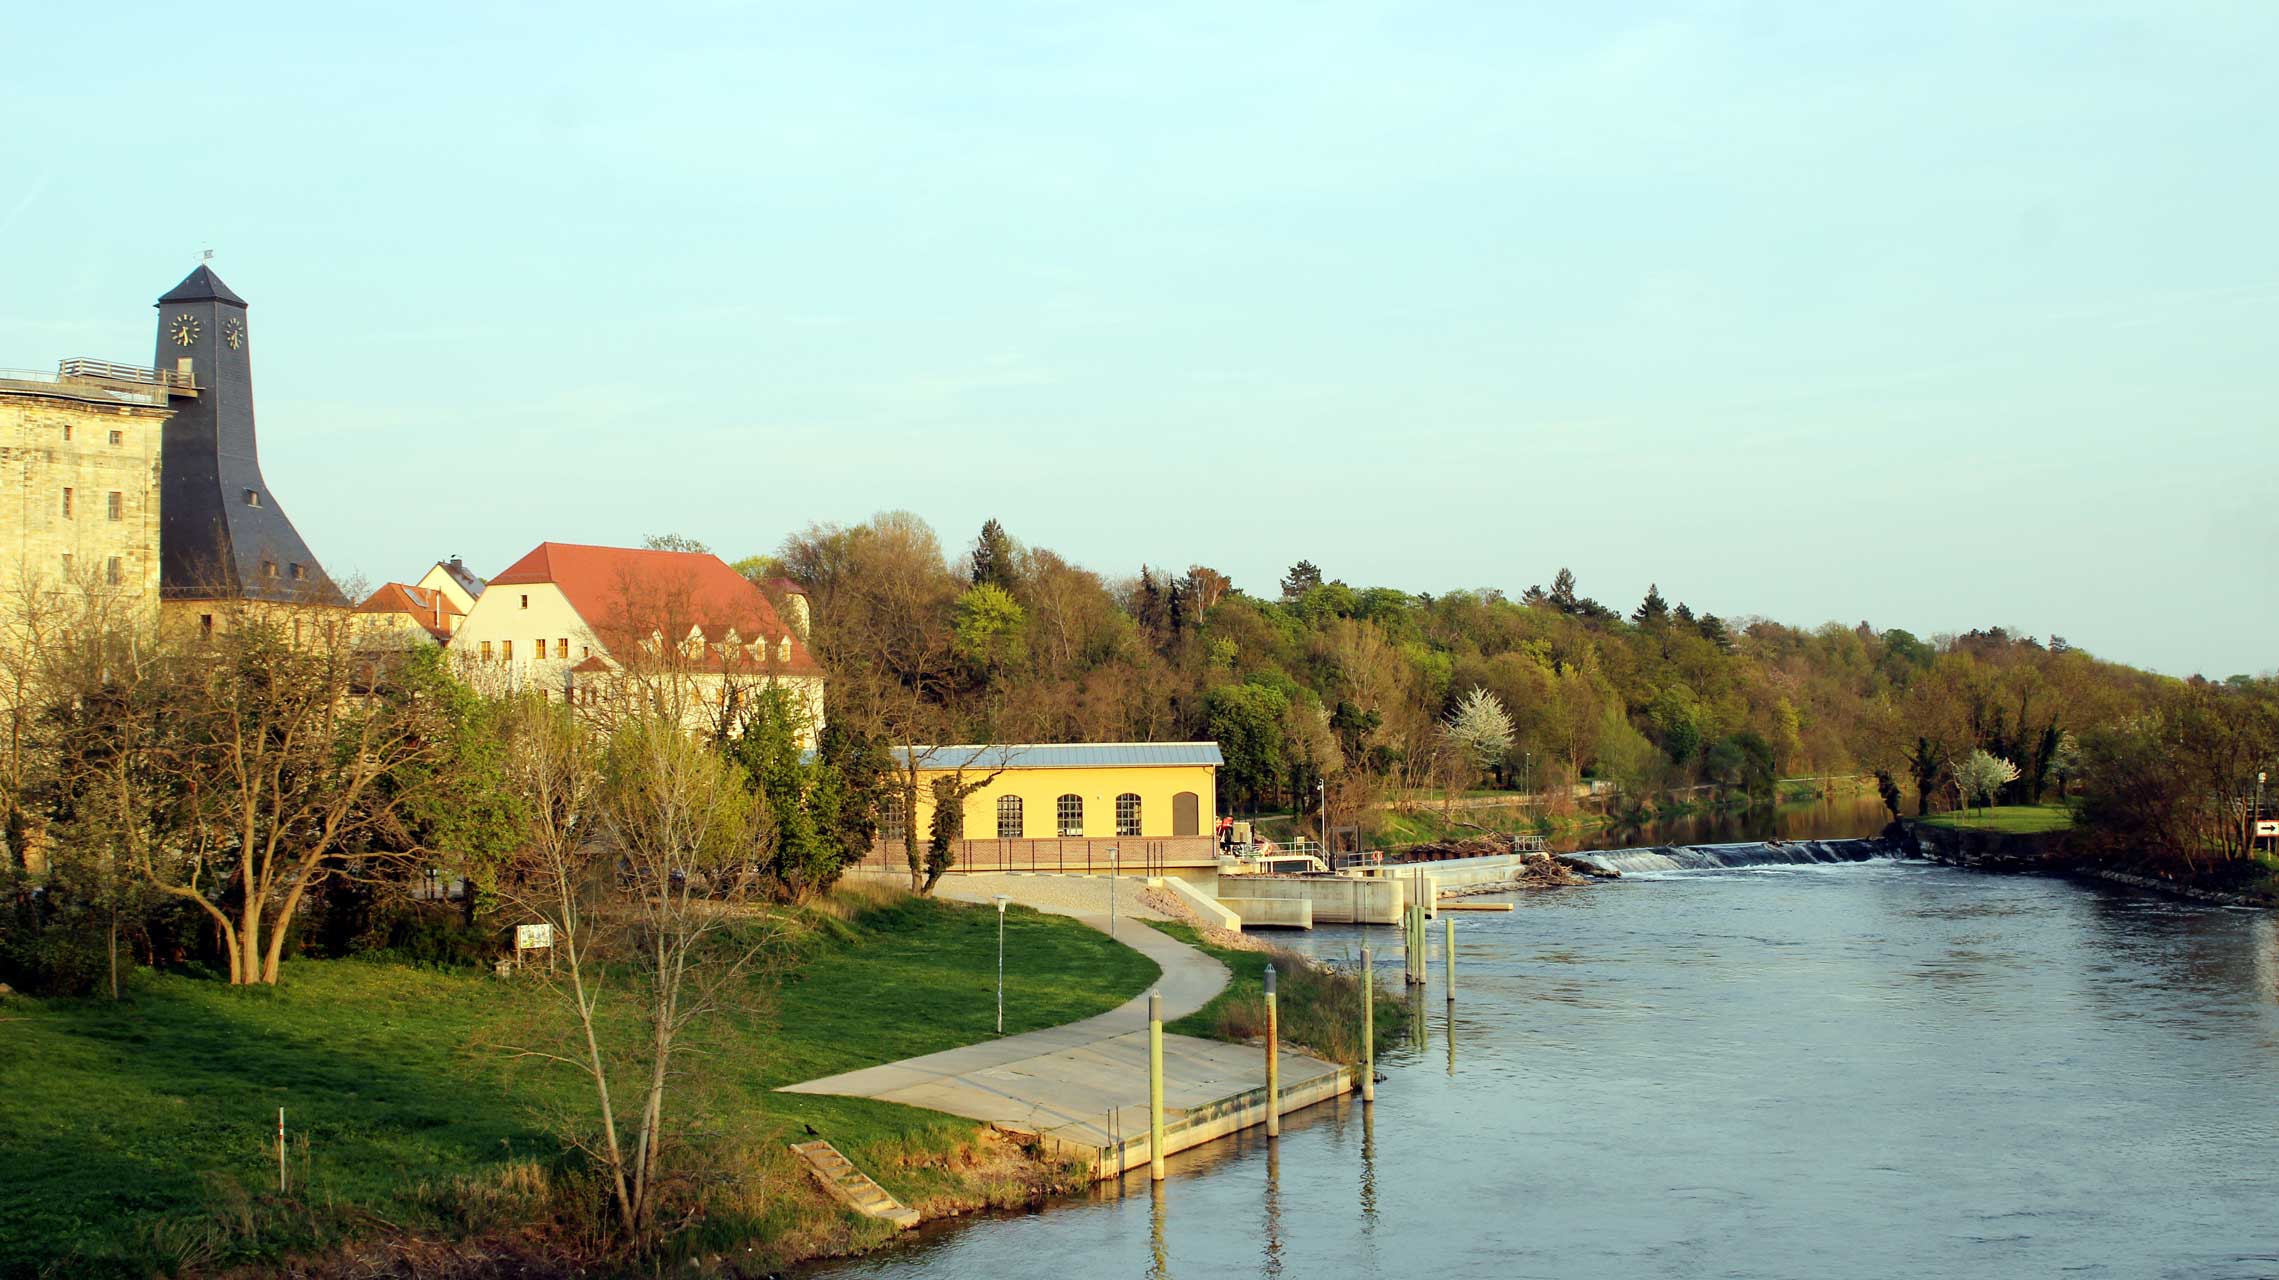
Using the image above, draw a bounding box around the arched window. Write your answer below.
[1116,793,1142,837]
[997,794,1024,840]
[1057,794,1084,838]
[882,793,907,843]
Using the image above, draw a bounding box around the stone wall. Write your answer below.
[0,382,166,613]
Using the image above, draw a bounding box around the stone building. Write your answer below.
[0,361,173,612]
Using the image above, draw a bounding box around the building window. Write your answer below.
[244,489,260,507]
[1116,793,1142,837]
[559,637,568,658]
[997,795,1024,840]
[290,564,306,581]
[501,639,514,660]
[106,491,122,521]
[262,560,278,578]
[108,429,123,446]
[480,641,493,660]
[199,613,214,635]
[105,556,122,586]
[61,488,72,519]
[882,793,907,843]
[536,638,549,660]
[1057,794,1084,838]
[61,425,73,442]
[519,594,529,609]
[581,645,591,659]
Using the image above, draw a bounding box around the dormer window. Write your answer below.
[262,560,278,578]
[290,564,307,582]
[244,489,261,507]
[777,637,791,662]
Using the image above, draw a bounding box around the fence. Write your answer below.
[859,836,1219,876]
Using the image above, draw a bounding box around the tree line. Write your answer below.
[749,512,2279,870]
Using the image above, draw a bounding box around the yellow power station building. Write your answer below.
[869,742,1223,876]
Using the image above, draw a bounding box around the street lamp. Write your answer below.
[994,894,1011,1034]
[1107,845,1119,938]
[2258,772,2268,855]
[1319,779,1330,865]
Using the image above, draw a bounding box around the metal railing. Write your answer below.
[56,358,161,384]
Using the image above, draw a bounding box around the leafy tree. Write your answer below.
[640,532,711,553]
[970,518,1019,589]
[1632,584,1670,626]
[1957,749,2022,815]
[1207,683,1290,810]
[1280,560,1323,601]
[952,583,1028,673]
[1875,769,1905,821]
[1441,686,1515,783]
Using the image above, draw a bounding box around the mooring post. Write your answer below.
[1360,946,1376,1104]
[1148,990,1167,1181]
[1445,914,1457,1004]
[1264,964,1280,1138]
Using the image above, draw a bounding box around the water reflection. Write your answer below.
[1261,1137,1283,1277]
[1148,1178,1167,1280]
[804,862,2279,1280]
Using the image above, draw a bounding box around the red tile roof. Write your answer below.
[488,542,821,675]
[356,582,462,642]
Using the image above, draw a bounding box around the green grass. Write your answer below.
[0,887,1159,1277]
[1143,922,1404,1065]
[1916,803,2076,834]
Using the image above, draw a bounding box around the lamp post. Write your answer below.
[994,893,1011,1034]
[1318,779,1329,865]
[1108,845,1119,938]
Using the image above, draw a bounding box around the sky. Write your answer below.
[3,1,2274,677]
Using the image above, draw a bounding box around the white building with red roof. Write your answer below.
[353,581,464,647]
[446,542,824,745]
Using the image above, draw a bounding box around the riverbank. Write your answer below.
[1900,815,2279,908]
[0,886,1160,1278]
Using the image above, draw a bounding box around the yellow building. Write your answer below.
[0,361,172,614]
[873,742,1223,875]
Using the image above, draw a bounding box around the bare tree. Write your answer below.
[498,704,776,1239]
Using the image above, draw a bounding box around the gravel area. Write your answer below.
[931,872,1176,921]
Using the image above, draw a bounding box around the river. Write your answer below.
[805,855,2279,1279]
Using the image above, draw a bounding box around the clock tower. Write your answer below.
[152,264,337,603]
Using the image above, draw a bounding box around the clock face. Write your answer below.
[223,318,245,351]
[169,313,202,347]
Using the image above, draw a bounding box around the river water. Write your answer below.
[807,858,2279,1279]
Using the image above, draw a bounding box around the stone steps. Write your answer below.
[790,1139,920,1229]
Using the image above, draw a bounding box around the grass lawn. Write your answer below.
[1144,922,1403,1065]
[1916,804,2076,834]
[0,886,1158,1277]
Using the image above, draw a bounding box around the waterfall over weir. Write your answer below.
[1577,838,1903,876]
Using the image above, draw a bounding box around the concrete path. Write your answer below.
[780,899,1342,1152]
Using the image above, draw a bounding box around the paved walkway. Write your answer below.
[780,893,1341,1151]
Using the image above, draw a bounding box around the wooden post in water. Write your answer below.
[1264,964,1280,1138]
[1445,914,1457,1004]
[1148,990,1166,1181]
[1360,946,1376,1104]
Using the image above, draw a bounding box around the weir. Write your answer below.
[1575,837,1903,876]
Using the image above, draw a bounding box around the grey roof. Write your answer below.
[890,742,1224,770]
[438,558,486,595]
[158,265,247,307]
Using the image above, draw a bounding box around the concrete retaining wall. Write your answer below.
[1160,874,1242,932]
[1219,896,1313,928]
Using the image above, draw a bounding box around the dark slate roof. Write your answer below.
[158,265,248,307]
[889,743,1225,770]
[437,558,486,595]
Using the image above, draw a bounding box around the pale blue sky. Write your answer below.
[4,2,2273,676]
